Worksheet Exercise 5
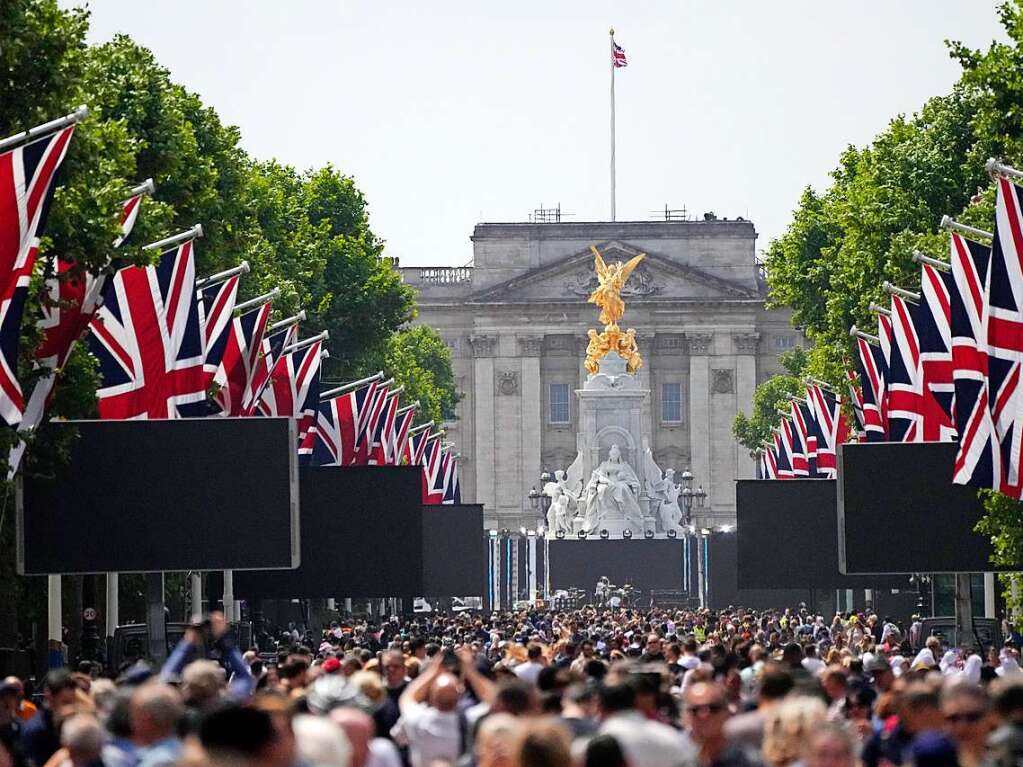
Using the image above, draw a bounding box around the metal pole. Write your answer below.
[233,287,280,314]
[105,573,119,638]
[223,570,235,622]
[954,573,975,648]
[528,536,538,603]
[145,573,167,664]
[610,29,616,222]
[984,573,996,618]
[47,575,63,668]
[189,573,203,623]
[544,534,551,601]
[0,105,89,152]
[696,535,706,609]
[321,371,385,400]
[195,261,249,290]
[142,225,203,252]
[268,311,305,334]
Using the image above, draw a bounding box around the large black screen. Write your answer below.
[838,442,1012,574]
[737,479,913,588]
[234,466,423,598]
[18,419,298,574]
[422,505,487,596]
[548,540,684,592]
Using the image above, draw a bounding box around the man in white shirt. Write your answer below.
[513,644,546,686]
[598,673,697,767]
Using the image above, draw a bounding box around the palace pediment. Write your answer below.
[465,241,759,304]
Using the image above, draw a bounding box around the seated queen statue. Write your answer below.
[582,443,645,533]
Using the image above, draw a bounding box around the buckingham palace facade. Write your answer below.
[400,218,799,531]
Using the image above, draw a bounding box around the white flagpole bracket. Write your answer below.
[912,250,950,271]
[281,330,329,355]
[268,310,305,334]
[0,105,89,152]
[234,287,280,314]
[320,371,385,400]
[940,214,992,241]
[143,224,203,252]
[868,301,892,316]
[408,421,435,436]
[849,325,880,344]
[128,178,156,198]
[986,158,1023,181]
[196,261,249,289]
[882,280,920,303]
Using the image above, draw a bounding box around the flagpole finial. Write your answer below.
[609,27,615,36]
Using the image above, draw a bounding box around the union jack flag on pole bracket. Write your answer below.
[89,227,206,419]
[9,180,153,478]
[0,108,87,429]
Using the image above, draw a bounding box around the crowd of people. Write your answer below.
[3,606,1023,767]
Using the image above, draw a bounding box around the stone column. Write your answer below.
[518,336,543,509]
[687,333,712,523]
[733,333,760,480]
[470,334,497,513]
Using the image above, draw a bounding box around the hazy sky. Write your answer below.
[73,1,1007,267]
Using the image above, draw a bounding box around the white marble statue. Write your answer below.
[643,447,684,534]
[545,485,574,535]
[582,443,645,533]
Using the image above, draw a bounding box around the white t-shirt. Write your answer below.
[514,660,545,685]
[802,657,826,675]
[391,702,461,767]
[367,738,403,767]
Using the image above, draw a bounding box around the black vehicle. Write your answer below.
[108,621,252,671]
[912,617,1002,652]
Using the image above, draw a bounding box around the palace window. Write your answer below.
[549,383,570,424]
[774,335,796,350]
[662,382,683,423]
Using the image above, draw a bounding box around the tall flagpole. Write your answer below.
[610,27,616,222]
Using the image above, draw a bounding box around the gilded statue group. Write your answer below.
[583,246,645,375]
[544,246,688,536]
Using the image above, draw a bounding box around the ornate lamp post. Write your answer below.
[679,469,708,606]
[527,471,553,603]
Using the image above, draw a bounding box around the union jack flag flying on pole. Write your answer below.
[772,429,794,480]
[886,295,923,442]
[0,122,77,426]
[807,384,847,477]
[212,302,272,416]
[35,190,145,376]
[392,407,416,466]
[421,434,444,502]
[368,391,400,465]
[443,457,460,504]
[950,231,1000,488]
[404,429,431,467]
[197,275,240,386]
[986,176,1023,497]
[780,417,808,477]
[243,323,297,415]
[919,262,956,434]
[256,339,323,457]
[612,41,628,67]
[845,370,867,437]
[21,188,146,440]
[790,399,820,478]
[313,380,379,466]
[855,336,888,441]
[354,384,390,464]
[760,446,779,480]
[89,238,206,419]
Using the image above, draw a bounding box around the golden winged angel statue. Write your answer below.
[587,246,646,327]
[584,246,646,375]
